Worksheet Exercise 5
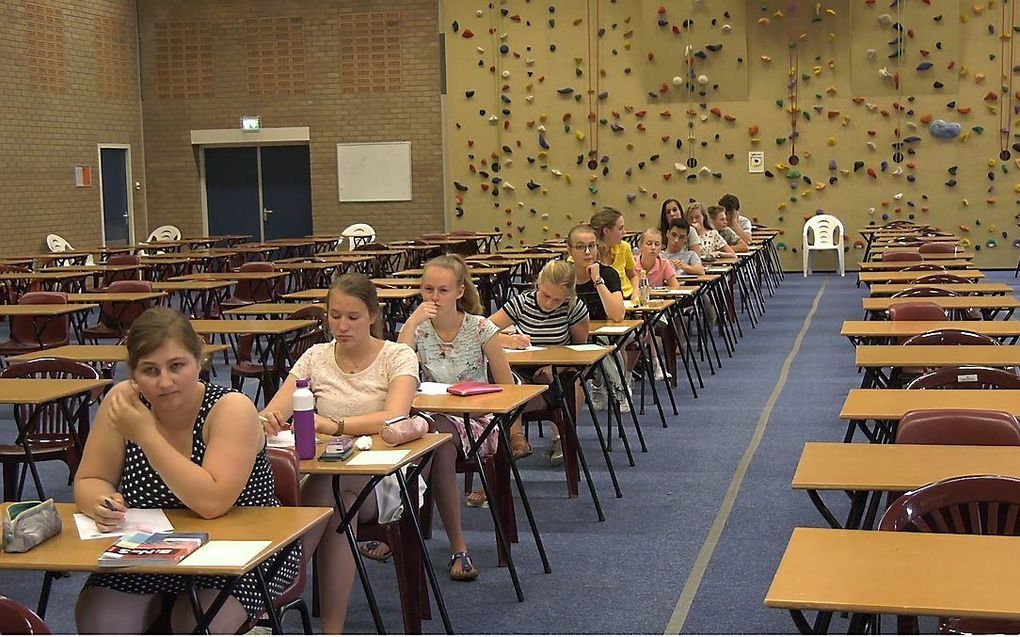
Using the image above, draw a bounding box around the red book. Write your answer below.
[98,531,209,568]
[447,381,504,397]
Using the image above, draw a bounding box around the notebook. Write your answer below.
[447,381,504,396]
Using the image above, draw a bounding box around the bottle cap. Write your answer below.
[296,378,309,389]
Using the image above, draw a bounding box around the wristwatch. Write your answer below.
[594,278,606,287]
[329,417,345,435]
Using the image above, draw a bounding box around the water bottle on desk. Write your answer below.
[292,379,316,460]
[639,271,651,306]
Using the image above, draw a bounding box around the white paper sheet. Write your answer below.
[591,326,631,335]
[565,344,608,352]
[178,540,271,567]
[502,345,546,352]
[417,382,452,395]
[73,509,174,540]
[346,450,410,466]
[266,430,295,448]
[659,288,694,295]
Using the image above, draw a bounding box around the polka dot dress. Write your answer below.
[85,384,302,620]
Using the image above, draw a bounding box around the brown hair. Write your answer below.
[126,307,205,370]
[718,193,740,212]
[423,253,482,315]
[589,207,624,262]
[706,205,726,220]
[328,272,384,339]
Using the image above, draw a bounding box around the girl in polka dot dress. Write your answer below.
[74,308,300,634]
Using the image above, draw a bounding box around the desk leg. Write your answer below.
[331,475,387,634]
[789,609,833,634]
[460,413,524,602]
[393,470,453,635]
[253,561,285,634]
[495,409,552,574]
[554,368,606,519]
[184,575,240,634]
[600,363,635,466]
[577,370,623,500]
[643,313,678,416]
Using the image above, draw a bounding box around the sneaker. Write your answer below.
[548,438,564,465]
[613,384,632,413]
[589,384,608,411]
[652,358,672,381]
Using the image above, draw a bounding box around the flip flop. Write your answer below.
[465,489,489,509]
[358,540,392,563]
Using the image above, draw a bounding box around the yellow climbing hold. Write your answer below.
[988,159,997,167]
[813,66,822,75]
[775,162,789,170]
[777,203,787,209]
[1015,184,1020,193]
[773,10,784,18]
[827,32,836,42]
[758,17,770,26]
[827,137,837,146]
[575,130,585,141]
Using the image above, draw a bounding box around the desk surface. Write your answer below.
[299,433,450,475]
[793,441,1020,491]
[281,288,420,301]
[152,281,236,291]
[0,378,112,404]
[66,292,165,303]
[858,259,974,271]
[189,319,315,335]
[0,304,98,316]
[0,503,330,577]
[8,344,227,363]
[868,283,1012,296]
[173,272,287,281]
[841,320,1020,338]
[840,388,1020,420]
[765,527,1020,620]
[862,296,1019,311]
[858,271,984,284]
[393,267,509,277]
[855,345,1020,367]
[223,303,324,316]
[412,384,547,415]
[504,344,611,366]
[589,319,644,336]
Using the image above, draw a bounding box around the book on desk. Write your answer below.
[99,531,209,568]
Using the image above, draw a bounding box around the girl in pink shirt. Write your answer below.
[635,228,681,289]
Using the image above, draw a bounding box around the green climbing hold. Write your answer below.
[987,239,998,247]
[786,170,801,178]
[776,99,784,108]
[776,137,787,145]
[972,126,985,134]
[589,185,598,194]
[801,73,811,81]
[802,111,811,121]
[564,124,571,133]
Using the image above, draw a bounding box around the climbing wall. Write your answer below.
[442,0,1020,269]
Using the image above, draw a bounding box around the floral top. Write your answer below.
[413,313,500,383]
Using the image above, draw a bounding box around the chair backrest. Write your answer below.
[284,305,329,369]
[880,474,1020,535]
[906,365,1020,390]
[355,242,389,251]
[902,329,999,347]
[0,266,34,305]
[420,232,448,240]
[266,447,300,506]
[891,286,958,299]
[911,273,971,285]
[0,358,101,441]
[234,261,277,303]
[106,255,140,266]
[918,242,957,255]
[103,254,142,284]
[11,292,70,347]
[98,280,154,332]
[342,223,377,250]
[802,214,843,249]
[0,596,51,634]
[145,225,182,243]
[45,234,73,253]
[882,250,922,262]
[888,301,947,322]
[896,409,1020,445]
[883,220,917,229]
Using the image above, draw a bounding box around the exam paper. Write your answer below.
[565,344,608,352]
[346,450,410,466]
[503,345,546,352]
[592,326,631,334]
[418,382,452,395]
[74,509,173,540]
[178,540,271,567]
[266,430,295,448]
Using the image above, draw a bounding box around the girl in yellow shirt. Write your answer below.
[590,207,640,301]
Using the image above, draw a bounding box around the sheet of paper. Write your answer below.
[565,344,608,352]
[74,509,173,540]
[346,450,410,466]
[178,540,271,567]
[659,288,694,295]
[624,300,637,309]
[266,430,295,448]
[592,326,631,334]
[503,345,546,352]
[417,382,452,395]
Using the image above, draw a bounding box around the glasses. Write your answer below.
[571,243,598,252]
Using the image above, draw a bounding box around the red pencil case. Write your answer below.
[447,381,504,396]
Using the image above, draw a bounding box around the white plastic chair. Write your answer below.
[341,223,376,250]
[802,214,845,276]
[46,233,94,266]
[145,225,181,243]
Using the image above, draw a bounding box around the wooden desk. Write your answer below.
[223,302,324,317]
[765,527,1020,632]
[173,272,287,283]
[862,296,1019,319]
[189,319,315,336]
[868,283,1012,297]
[840,388,1020,421]
[66,292,165,304]
[589,319,643,337]
[151,280,235,319]
[841,320,1020,345]
[858,259,974,270]
[0,304,97,317]
[8,343,228,364]
[858,270,984,284]
[855,345,1020,390]
[281,288,420,302]
[393,267,508,277]
[0,378,111,404]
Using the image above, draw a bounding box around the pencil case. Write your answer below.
[3,499,61,553]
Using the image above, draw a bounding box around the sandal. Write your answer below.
[510,432,533,460]
[466,488,488,509]
[449,551,480,581]
[358,540,391,563]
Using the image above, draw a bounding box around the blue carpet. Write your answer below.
[2,271,1012,633]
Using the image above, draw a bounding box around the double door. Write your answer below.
[204,145,312,242]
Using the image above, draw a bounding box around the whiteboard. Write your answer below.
[336,141,412,202]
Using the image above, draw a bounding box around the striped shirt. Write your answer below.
[502,290,589,345]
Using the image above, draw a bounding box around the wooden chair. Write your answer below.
[880,475,1020,634]
[0,292,71,360]
[910,273,972,285]
[881,250,922,262]
[918,242,958,255]
[888,301,947,323]
[0,266,36,305]
[896,408,1020,446]
[81,281,155,343]
[0,358,101,501]
[0,595,51,634]
[102,255,142,285]
[221,262,278,311]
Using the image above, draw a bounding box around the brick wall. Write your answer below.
[137,0,445,243]
[0,0,146,254]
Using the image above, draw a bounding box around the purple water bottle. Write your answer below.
[292,379,316,460]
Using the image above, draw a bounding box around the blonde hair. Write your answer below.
[639,228,663,246]
[328,272,384,339]
[423,253,482,315]
[589,207,624,262]
[536,259,577,310]
[686,201,708,228]
[126,307,205,371]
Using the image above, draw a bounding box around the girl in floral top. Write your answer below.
[399,254,516,509]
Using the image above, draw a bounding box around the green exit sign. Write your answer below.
[240,115,261,132]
